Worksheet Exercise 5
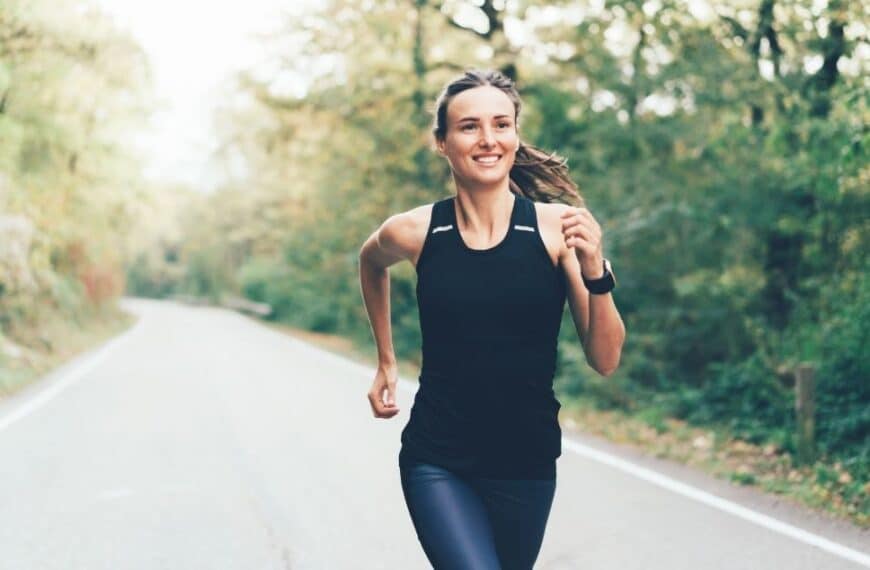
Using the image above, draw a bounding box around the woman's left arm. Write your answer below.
[558,205,626,376]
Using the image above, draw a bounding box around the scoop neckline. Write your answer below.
[451,194,519,254]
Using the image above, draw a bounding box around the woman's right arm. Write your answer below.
[358,210,426,418]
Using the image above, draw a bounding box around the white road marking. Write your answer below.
[0,317,142,434]
[395,372,869,567]
[3,309,867,568]
[561,438,870,568]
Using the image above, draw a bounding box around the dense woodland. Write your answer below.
[0,1,151,386]
[2,0,868,505]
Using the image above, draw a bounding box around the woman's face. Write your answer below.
[437,85,519,188]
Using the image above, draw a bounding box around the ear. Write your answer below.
[435,138,446,156]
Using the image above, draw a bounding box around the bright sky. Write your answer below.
[98,0,854,192]
[95,0,309,192]
[93,0,720,193]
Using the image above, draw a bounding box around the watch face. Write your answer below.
[604,258,616,284]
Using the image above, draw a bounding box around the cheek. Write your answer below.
[442,135,473,155]
[503,132,520,146]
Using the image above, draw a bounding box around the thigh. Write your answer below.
[469,477,557,570]
[400,462,502,570]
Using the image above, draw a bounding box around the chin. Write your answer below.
[462,169,511,187]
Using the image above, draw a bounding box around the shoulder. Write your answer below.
[525,201,572,266]
[377,202,435,262]
[534,201,574,238]
[533,201,574,225]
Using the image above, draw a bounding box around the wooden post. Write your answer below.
[795,363,816,465]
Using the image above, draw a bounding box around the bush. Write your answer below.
[681,353,793,446]
[815,269,870,477]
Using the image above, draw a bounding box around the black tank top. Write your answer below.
[399,193,567,479]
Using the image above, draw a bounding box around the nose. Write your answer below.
[478,125,496,147]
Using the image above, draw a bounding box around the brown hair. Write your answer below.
[432,69,583,206]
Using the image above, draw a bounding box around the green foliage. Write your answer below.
[1,0,150,349]
[128,0,868,479]
[814,267,870,477]
[678,354,792,445]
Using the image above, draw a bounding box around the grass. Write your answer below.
[0,304,136,398]
[559,398,869,528]
[270,322,869,529]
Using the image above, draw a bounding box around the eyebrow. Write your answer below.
[456,114,513,122]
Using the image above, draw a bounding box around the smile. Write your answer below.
[473,155,501,165]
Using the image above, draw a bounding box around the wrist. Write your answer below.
[581,257,617,294]
[579,254,605,279]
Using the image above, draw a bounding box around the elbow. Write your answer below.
[359,237,376,267]
[595,359,620,377]
[594,339,625,378]
[586,352,620,377]
[359,236,371,261]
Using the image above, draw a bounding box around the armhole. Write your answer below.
[414,201,440,275]
[529,200,560,273]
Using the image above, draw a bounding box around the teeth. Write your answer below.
[475,156,499,163]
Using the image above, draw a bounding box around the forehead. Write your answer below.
[447,85,516,121]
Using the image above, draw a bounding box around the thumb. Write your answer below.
[387,382,396,406]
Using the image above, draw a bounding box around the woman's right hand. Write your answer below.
[368,362,400,419]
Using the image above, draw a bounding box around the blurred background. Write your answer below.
[0,0,867,525]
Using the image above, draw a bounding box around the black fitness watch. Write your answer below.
[582,258,616,294]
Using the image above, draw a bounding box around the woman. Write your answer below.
[358,69,625,569]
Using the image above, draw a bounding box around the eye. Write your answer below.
[460,123,477,132]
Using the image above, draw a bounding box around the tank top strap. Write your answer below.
[512,194,560,273]
[429,196,456,232]
[416,196,457,274]
[512,194,539,232]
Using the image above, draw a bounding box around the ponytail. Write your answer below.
[510,143,584,207]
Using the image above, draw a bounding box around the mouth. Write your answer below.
[472,154,502,165]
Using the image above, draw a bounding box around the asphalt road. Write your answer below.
[0,298,867,569]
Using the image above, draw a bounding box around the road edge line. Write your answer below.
[0,317,143,434]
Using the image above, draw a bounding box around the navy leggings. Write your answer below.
[400,461,556,570]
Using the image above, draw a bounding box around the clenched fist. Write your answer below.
[560,207,605,278]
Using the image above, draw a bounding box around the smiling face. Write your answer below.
[436,85,520,189]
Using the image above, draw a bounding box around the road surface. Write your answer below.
[0,298,867,569]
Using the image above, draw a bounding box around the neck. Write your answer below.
[452,177,514,235]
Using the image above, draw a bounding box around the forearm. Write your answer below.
[358,256,397,367]
[583,292,625,376]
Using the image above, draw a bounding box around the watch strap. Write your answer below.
[582,258,616,294]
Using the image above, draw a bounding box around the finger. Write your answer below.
[577,209,601,232]
[560,207,589,218]
[566,237,595,251]
[561,213,597,234]
[378,393,396,408]
[560,212,584,227]
[562,208,599,233]
[373,389,398,410]
[371,401,399,418]
[375,403,400,418]
[564,221,595,242]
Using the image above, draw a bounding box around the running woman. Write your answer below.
[358,69,626,569]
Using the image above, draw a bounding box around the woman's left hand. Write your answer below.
[561,207,605,278]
